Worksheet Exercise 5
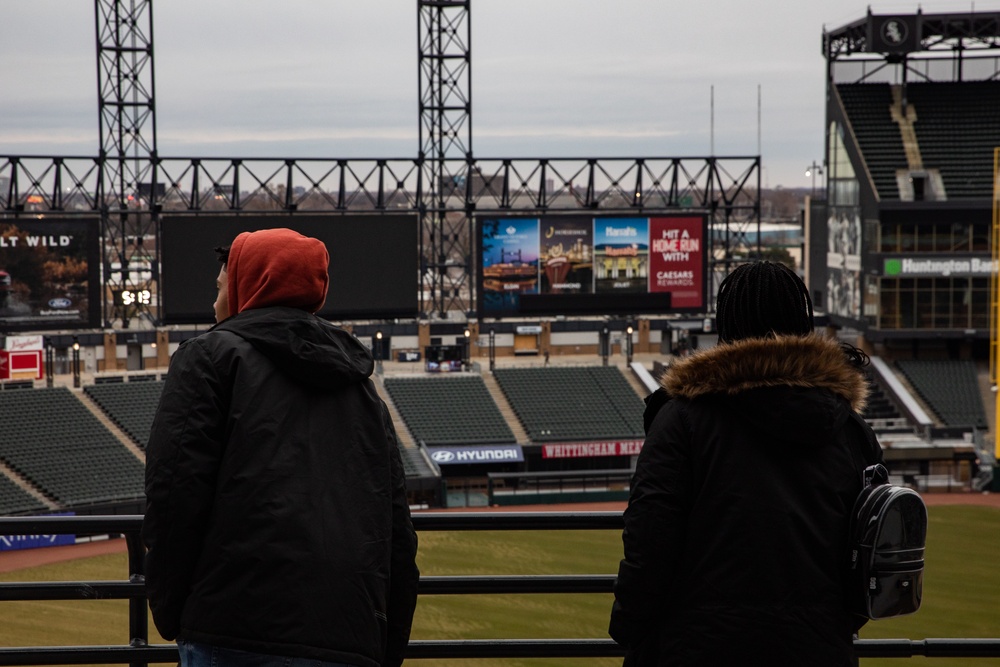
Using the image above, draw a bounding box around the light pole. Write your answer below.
[600,326,609,367]
[71,338,81,388]
[462,328,471,369]
[374,331,383,375]
[805,161,823,199]
[488,328,496,372]
[625,324,634,364]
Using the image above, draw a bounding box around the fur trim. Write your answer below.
[661,334,869,413]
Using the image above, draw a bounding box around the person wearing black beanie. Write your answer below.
[610,261,884,667]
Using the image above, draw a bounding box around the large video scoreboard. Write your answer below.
[161,214,419,324]
[478,215,708,317]
[0,218,100,331]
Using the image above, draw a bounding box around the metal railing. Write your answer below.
[1,514,1000,664]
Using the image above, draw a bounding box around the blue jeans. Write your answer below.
[177,640,356,667]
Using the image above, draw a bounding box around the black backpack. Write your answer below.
[848,462,928,620]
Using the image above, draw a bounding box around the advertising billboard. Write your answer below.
[649,216,705,309]
[540,216,593,295]
[478,215,707,318]
[161,214,419,324]
[0,218,100,331]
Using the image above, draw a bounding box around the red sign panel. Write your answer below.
[649,216,705,309]
[541,440,644,459]
[0,350,42,379]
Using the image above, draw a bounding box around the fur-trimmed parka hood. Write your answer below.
[661,334,869,413]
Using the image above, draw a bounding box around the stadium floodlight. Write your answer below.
[806,161,824,198]
[374,330,384,375]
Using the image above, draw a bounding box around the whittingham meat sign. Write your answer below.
[541,440,644,459]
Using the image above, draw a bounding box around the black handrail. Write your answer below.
[1,514,1000,664]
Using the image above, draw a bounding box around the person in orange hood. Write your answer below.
[222,227,330,319]
[144,228,419,667]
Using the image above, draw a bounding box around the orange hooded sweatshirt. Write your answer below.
[226,228,329,317]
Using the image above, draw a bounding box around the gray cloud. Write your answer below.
[0,0,990,186]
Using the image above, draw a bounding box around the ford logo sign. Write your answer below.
[48,298,72,309]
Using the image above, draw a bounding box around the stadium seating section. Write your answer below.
[837,81,1000,200]
[0,388,145,507]
[0,474,47,517]
[493,366,643,442]
[862,377,902,420]
[385,376,516,446]
[399,447,435,478]
[84,381,165,448]
[836,83,906,199]
[907,81,1000,199]
[896,359,988,429]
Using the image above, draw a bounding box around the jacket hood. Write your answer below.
[227,228,330,317]
[659,335,869,445]
[214,306,373,391]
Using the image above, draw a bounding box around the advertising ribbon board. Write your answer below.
[649,216,706,309]
[427,445,525,465]
[541,440,644,459]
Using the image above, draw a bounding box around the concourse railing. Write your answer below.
[1,514,999,664]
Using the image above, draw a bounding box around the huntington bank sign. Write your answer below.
[883,256,996,277]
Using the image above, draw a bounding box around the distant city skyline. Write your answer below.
[0,0,994,189]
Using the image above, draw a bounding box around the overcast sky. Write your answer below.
[0,0,992,188]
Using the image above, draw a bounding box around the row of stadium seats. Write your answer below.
[0,388,145,507]
[896,359,988,429]
[384,367,645,446]
[907,81,1000,199]
[0,474,47,516]
[837,81,1000,201]
[493,367,644,442]
[384,376,516,446]
[84,382,165,449]
[836,83,905,199]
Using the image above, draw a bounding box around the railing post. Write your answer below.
[125,531,149,667]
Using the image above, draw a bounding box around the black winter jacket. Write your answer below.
[609,335,883,667]
[143,307,419,667]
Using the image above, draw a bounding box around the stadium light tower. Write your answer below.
[418,0,473,317]
[95,0,158,328]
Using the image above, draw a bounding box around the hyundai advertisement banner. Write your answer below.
[0,218,100,331]
[427,444,525,465]
[479,215,707,317]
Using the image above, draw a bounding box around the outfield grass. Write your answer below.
[1,505,998,666]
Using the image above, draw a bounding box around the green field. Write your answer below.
[1,504,998,666]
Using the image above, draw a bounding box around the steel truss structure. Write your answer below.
[825,10,1000,59]
[1,1,760,326]
[419,0,473,316]
[825,10,1000,85]
[95,0,158,327]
